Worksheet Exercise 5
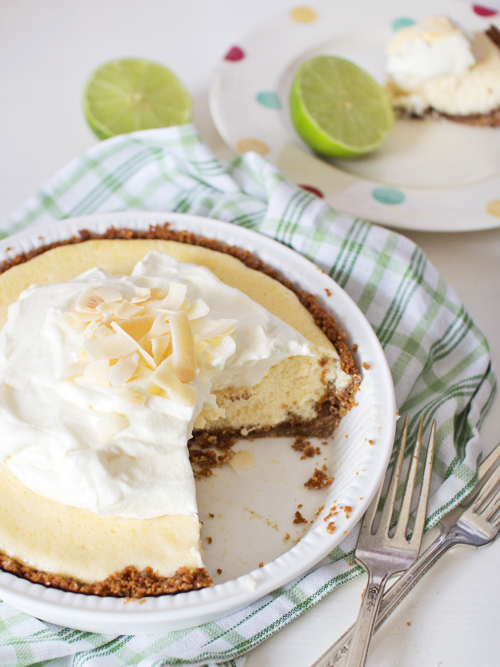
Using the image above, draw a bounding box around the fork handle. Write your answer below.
[344,569,391,667]
[311,530,463,667]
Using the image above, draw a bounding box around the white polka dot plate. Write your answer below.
[209,0,500,232]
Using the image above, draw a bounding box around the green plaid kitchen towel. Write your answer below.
[0,124,495,666]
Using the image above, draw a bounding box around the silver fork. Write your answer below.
[312,440,500,667]
[345,415,436,667]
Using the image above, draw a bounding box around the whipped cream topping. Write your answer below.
[387,17,475,88]
[0,252,315,519]
[386,16,500,116]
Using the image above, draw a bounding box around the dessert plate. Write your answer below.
[0,211,396,634]
[210,0,500,232]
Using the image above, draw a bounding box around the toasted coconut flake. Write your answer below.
[84,320,99,340]
[114,301,144,319]
[193,318,237,341]
[162,282,187,312]
[195,339,210,352]
[94,324,114,339]
[150,359,196,406]
[96,301,118,315]
[128,364,149,383]
[141,299,166,314]
[170,311,197,383]
[84,334,137,361]
[120,387,146,406]
[229,451,256,475]
[204,335,236,367]
[147,382,166,397]
[186,299,210,320]
[84,360,110,387]
[152,334,171,366]
[96,412,129,441]
[149,288,169,300]
[76,288,104,312]
[59,360,88,381]
[150,314,170,338]
[70,309,103,322]
[133,286,151,299]
[108,352,139,387]
[137,333,153,357]
[94,287,122,303]
[115,316,156,343]
[111,321,155,369]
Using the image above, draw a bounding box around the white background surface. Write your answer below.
[0,0,499,665]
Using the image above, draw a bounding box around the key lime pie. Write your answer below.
[386,17,500,126]
[0,225,359,597]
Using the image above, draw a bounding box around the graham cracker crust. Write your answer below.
[0,556,213,598]
[0,221,360,596]
[394,102,500,129]
[434,106,500,128]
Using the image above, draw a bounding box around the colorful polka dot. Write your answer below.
[392,17,417,32]
[236,138,270,156]
[472,4,498,16]
[299,184,324,198]
[290,6,317,23]
[372,187,405,205]
[256,91,281,109]
[486,200,500,217]
[224,46,245,62]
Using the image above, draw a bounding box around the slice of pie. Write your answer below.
[386,17,500,127]
[0,224,360,597]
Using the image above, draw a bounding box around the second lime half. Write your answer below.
[289,56,394,158]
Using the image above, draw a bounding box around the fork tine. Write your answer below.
[377,414,409,535]
[472,463,500,514]
[478,442,500,480]
[484,485,500,521]
[410,419,436,541]
[361,480,384,535]
[394,416,424,541]
[360,420,408,535]
[464,442,500,506]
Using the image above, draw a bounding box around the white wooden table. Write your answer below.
[1,1,499,665]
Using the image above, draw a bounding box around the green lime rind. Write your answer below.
[289,56,394,158]
[83,58,192,140]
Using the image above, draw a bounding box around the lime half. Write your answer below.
[83,58,192,140]
[289,56,394,158]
